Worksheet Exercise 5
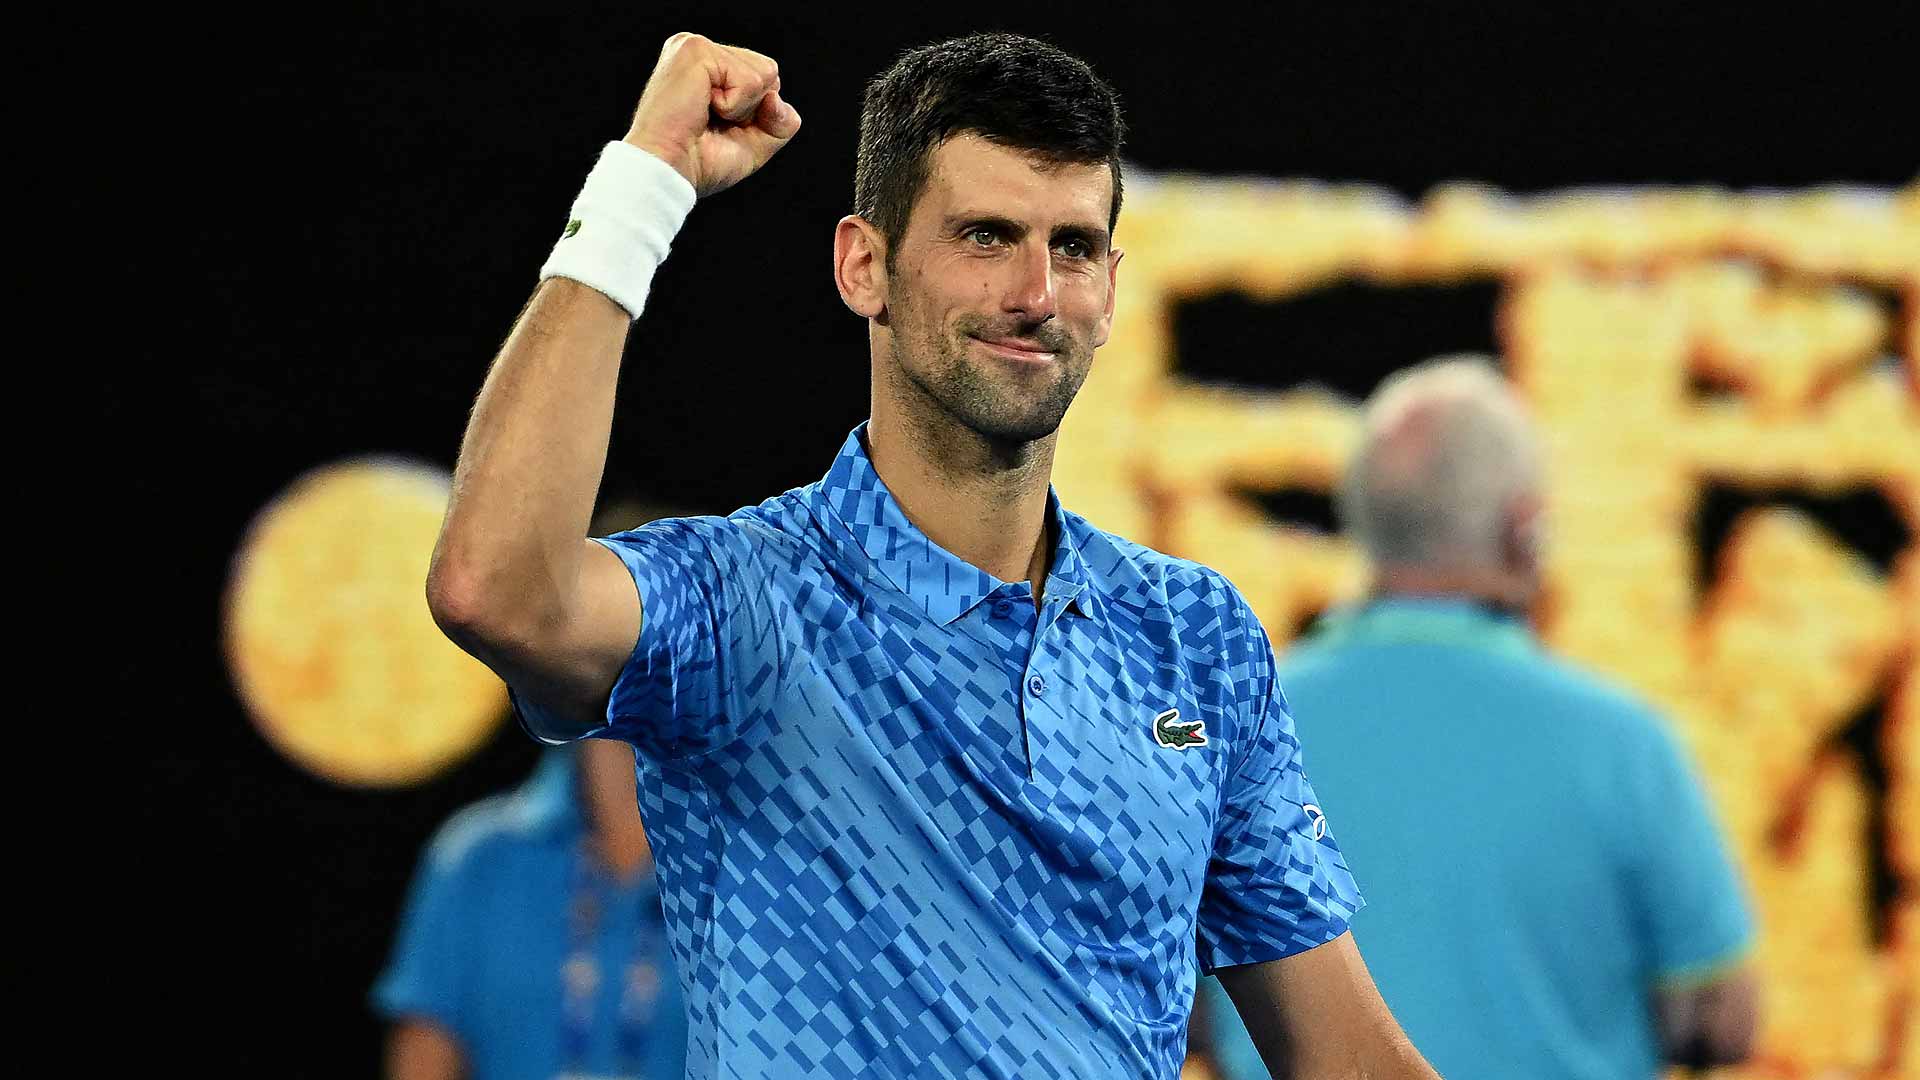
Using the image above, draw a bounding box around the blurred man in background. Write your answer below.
[378,498,687,1080]
[374,737,685,1080]
[1194,357,1760,1078]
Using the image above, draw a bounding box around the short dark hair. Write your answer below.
[854,33,1125,265]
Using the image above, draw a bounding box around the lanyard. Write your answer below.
[561,844,666,1078]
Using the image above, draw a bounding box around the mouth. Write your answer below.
[969,334,1059,364]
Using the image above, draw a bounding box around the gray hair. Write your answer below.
[1338,355,1543,569]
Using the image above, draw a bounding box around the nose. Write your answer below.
[1001,240,1057,323]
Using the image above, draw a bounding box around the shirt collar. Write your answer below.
[814,422,1101,625]
[514,748,585,838]
[1308,595,1536,658]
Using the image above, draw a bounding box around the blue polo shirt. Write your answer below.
[518,423,1362,1079]
[1198,598,1754,1080]
[374,750,687,1080]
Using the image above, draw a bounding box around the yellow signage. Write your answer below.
[1058,177,1918,1074]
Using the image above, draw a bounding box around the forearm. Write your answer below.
[1220,937,1440,1080]
[1349,1036,1440,1080]
[427,32,792,667]
[1261,1018,1436,1080]
[386,1019,464,1080]
[429,276,630,636]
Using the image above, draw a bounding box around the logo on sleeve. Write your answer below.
[1151,707,1208,750]
[562,219,583,239]
[1303,803,1328,841]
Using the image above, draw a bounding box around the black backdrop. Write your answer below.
[113,2,1911,1071]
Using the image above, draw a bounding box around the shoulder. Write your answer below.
[1072,511,1253,620]
[601,488,819,574]
[1520,651,1674,746]
[725,489,823,559]
[417,790,551,884]
[1283,621,1675,748]
[1070,512,1273,681]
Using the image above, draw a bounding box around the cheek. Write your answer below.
[901,263,972,323]
[1061,272,1112,324]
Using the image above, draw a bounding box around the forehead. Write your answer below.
[914,132,1112,229]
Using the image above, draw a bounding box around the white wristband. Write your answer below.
[539,142,698,319]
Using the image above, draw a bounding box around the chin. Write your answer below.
[957,402,1072,445]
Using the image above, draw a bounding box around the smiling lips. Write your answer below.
[971,334,1058,363]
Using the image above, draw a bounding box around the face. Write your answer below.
[877,134,1120,445]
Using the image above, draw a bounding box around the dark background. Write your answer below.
[112,2,1912,1071]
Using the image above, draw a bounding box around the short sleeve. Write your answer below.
[1197,644,1365,973]
[514,515,784,762]
[1625,717,1755,985]
[371,841,471,1035]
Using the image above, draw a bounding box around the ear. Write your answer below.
[1093,248,1123,348]
[1502,491,1545,578]
[833,215,888,320]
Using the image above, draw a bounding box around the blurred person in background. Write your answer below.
[1192,357,1760,1079]
[376,502,688,1080]
[374,737,685,1080]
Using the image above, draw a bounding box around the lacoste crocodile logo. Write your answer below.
[1152,707,1207,750]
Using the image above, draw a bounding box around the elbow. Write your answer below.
[1662,971,1761,1069]
[425,557,503,653]
[425,562,485,643]
[1675,1028,1757,1070]
[1711,1032,1759,1068]
[1703,972,1761,1067]
[1701,1001,1760,1067]
[425,554,551,658]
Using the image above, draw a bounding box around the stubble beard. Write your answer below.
[888,304,1091,448]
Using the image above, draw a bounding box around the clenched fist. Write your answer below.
[623,33,802,198]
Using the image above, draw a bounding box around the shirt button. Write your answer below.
[992,600,1013,618]
[1027,675,1046,697]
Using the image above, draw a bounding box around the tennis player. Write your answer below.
[428,30,1436,1079]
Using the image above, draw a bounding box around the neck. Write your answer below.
[865,409,1056,597]
[1369,563,1536,616]
[590,821,653,882]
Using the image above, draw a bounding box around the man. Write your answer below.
[376,738,686,1080]
[426,31,1436,1078]
[1196,358,1760,1078]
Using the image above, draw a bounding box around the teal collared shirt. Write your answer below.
[374,751,687,1080]
[1202,597,1753,1080]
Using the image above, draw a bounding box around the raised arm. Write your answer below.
[425,34,799,737]
[1215,933,1439,1080]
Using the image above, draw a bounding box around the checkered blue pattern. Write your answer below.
[528,424,1362,1078]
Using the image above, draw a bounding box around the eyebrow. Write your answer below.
[943,213,1111,252]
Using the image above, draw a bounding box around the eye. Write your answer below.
[1056,238,1092,259]
[967,227,1001,248]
